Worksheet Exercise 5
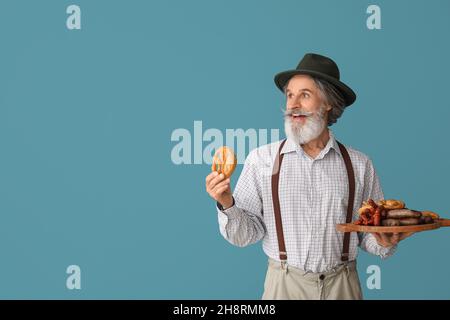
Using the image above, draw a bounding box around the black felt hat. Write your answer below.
[274,53,356,107]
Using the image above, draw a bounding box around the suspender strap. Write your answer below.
[336,140,356,262]
[270,139,356,264]
[271,139,287,262]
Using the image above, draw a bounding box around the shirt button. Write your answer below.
[319,274,325,280]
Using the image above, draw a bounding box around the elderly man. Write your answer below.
[205,53,413,300]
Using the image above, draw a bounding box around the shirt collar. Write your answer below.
[281,129,343,159]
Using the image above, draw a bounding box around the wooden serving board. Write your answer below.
[336,219,450,233]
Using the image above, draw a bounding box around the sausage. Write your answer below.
[398,218,421,226]
[419,216,433,224]
[424,216,433,224]
[370,206,377,216]
[373,205,383,226]
[360,208,372,225]
[361,212,369,225]
[421,211,440,220]
[368,199,378,209]
[386,209,422,219]
[358,204,372,216]
[381,219,401,226]
[373,213,380,226]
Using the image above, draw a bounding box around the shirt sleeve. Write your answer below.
[357,157,397,259]
[216,150,267,247]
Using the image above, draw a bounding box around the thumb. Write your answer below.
[400,232,414,241]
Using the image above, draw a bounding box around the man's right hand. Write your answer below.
[205,171,233,210]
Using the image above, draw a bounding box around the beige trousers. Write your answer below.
[262,258,363,300]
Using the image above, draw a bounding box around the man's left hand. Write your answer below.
[371,232,415,247]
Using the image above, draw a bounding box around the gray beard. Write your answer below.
[284,105,327,145]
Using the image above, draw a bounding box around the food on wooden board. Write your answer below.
[353,199,440,227]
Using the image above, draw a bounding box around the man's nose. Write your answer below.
[288,94,302,109]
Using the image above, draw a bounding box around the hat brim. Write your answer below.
[274,69,356,107]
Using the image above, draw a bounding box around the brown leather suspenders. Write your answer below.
[336,140,356,262]
[271,139,288,262]
[271,139,355,265]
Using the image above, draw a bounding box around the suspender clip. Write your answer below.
[279,251,287,270]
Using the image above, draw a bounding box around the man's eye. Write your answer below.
[302,93,310,98]
[287,94,293,99]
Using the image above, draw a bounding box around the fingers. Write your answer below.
[371,233,389,247]
[206,172,227,192]
[399,232,415,241]
[371,231,415,247]
[213,182,231,196]
[371,233,382,243]
[208,172,226,188]
[206,171,223,186]
[211,178,230,194]
[206,173,230,202]
[392,233,400,244]
[389,232,415,244]
[205,171,217,185]
[374,232,392,246]
[379,232,391,244]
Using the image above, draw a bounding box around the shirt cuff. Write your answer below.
[375,241,398,259]
[361,232,398,259]
[216,197,234,211]
[216,198,240,219]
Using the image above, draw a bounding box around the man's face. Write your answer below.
[285,75,330,121]
[284,75,331,145]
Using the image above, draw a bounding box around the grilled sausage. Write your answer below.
[368,199,378,209]
[381,219,401,226]
[419,216,434,224]
[386,209,421,219]
[398,218,421,226]
[374,205,384,226]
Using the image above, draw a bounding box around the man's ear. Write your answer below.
[326,104,333,112]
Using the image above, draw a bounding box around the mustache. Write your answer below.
[283,107,315,118]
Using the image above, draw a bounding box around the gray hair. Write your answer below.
[283,75,346,126]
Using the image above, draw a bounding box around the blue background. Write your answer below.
[0,0,449,299]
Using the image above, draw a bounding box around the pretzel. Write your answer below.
[211,146,237,179]
[421,211,440,220]
[377,199,405,210]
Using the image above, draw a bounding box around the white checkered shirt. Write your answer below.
[217,129,396,273]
